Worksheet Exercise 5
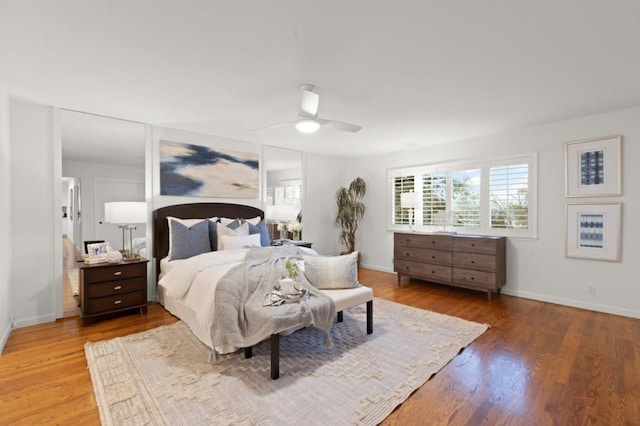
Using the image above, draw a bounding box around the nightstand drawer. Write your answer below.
[86,277,146,298]
[83,262,145,283]
[85,291,146,314]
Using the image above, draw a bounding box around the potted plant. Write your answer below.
[334,177,366,254]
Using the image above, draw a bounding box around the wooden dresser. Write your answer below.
[394,232,506,298]
[79,258,148,324]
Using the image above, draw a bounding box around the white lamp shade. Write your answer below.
[400,192,420,209]
[105,201,147,224]
[265,204,296,221]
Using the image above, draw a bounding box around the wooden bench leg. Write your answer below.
[337,311,343,322]
[271,334,280,380]
[244,346,252,359]
[366,300,373,334]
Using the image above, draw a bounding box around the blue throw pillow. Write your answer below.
[170,220,211,260]
[242,219,271,247]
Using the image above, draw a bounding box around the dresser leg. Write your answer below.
[397,274,401,286]
[487,291,492,301]
[141,305,148,314]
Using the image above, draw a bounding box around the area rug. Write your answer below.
[67,268,79,296]
[84,298,489,426]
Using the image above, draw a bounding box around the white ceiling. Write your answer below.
[2,1,640,158]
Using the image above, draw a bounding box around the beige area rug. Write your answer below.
[67,268,79,296]
[84,298,489,426]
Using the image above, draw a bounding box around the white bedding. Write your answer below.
[158,246,318,351]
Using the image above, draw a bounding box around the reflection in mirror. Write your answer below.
[263,146,303,241]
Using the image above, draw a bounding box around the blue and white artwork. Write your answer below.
[580,149,605,186]
[579,213,604,248]
[160,140,259,198]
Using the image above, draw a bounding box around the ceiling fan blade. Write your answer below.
[300,86,319,116]
[251,121,293,132]
[319,119,362,133]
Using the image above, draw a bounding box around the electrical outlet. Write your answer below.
[588,286,596,295]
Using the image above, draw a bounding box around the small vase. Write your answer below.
[292,231,300,241]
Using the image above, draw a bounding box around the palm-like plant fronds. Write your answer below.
[334,177,366,253]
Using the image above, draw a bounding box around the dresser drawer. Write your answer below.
[394,247,452,266]
[83,262,146,283]
[86,277,146,299]
[395,233,452,251]
[452,268,498,289]
[85,291,146,315]
[452,236,501,254]
[395,260,452,283]
[452,252,496,273]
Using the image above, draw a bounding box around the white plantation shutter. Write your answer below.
[388,153,536,237]
[451,169,481,228]
[393,175,415,225]
[490,163,529,229]
[421,173,447,225]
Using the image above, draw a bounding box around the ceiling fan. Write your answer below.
[253,84,362,134]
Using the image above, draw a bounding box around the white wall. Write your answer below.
[349,107,640,318]
[303,152,350,256]
[9,100,59,328]
[0,87,11,352]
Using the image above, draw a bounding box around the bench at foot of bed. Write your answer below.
[244,285,373,379]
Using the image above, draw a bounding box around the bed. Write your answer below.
[153,202,372,379]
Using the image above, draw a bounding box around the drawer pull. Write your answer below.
[470,260,475,264]
[114,285,122,290]
[470,277,475,280]
[405,266,410,270]
[431,271,436,274]
[471,243,475,247]
[114,300,122,305]
[114,271,122,276]
[431,255,436,259]
[406,252,410,256]
[431,241,436,244]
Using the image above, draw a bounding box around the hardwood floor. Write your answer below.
[1,269,639,425]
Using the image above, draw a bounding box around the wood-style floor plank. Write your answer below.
[1,268,639,425]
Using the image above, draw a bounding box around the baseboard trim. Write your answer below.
[359,263,394,273]
[0,322,11,354]
[501,288,640,319]
[12,313,57,329]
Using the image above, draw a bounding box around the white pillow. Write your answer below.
[216,221,249,250]
[167,217,206,260]
[303,251,359,289]
[221,233,261,250]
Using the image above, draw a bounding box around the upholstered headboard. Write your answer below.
[152,203,264,280]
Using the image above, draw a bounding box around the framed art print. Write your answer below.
[565,203,621,262]
[565,136,621,197]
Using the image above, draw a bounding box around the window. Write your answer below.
[388,154,537,238]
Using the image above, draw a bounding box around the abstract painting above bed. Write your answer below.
[159,140,259,198]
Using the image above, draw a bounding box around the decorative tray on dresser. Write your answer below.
[394,232,506,299]
[79,257,148,324]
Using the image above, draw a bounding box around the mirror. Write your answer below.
[61,110,146,256]
[263,146,303,241]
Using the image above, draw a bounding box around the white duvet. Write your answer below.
[158,246,318,349]
[159,249,249,332]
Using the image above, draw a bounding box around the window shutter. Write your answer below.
[451,169,481,227]
[393,175,415,225]
[490,163,529,229]
[421,173,447,225]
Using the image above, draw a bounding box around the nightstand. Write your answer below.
[79,257,148,325]
[271,239,313,249]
